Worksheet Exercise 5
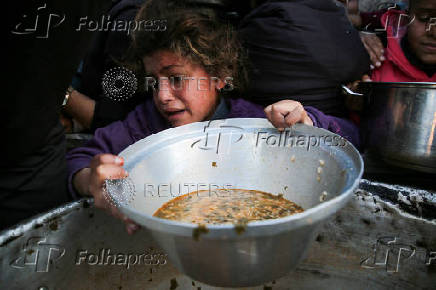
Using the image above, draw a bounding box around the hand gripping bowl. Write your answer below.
[109,118,363,287]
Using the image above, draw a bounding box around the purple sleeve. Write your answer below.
[66,121,136,199]
[305,106,360,149]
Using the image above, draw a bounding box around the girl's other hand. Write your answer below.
[264,100,313,131]
[75,154,140,235]
[360,32,385,69]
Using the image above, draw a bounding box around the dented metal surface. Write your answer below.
[360,179,436,220]
[1,179,435,289]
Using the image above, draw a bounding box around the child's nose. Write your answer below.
[426,21,435,37]
[156,84,175,104]
[428,26,435,38]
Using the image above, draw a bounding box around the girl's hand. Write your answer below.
[264,100,313,131]
[74,154,140,234]
[360,32,385,69]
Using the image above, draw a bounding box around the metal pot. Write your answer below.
[358,82,436,173]
[109,118,363,287]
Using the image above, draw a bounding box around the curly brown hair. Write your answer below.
[130,0,248,93]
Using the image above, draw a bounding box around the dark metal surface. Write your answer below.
[362,152,436,191]
[1,180,435,290]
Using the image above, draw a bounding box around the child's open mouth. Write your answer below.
[165,109,186,120]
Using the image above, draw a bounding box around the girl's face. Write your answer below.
[143,50,221,127]
[408,0,436,64]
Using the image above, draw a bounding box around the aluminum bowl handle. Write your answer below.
[341,85,364,96]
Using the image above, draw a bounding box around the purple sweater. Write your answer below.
[66,98,360,199]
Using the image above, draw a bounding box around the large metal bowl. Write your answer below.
[112,118,363,287]
[359,82,436,173]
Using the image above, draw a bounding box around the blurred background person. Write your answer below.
[2,0,111,230]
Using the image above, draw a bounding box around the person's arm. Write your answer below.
[66,101,153,199]
[305,106,360,149]
[72,167,92,196]
[63,89,96,130]
[66,120,134,195]
[66,120,139,234]
[72,153,138,235]
[340,0,362,28]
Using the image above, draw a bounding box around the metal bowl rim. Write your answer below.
[118,119,364,231]
[359,81,436,88]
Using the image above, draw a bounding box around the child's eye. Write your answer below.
[172,75,185,83]
[415,14,431,23]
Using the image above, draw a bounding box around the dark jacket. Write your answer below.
[238,0,371,116]
[3,0,109,229]
[78,0,146,131]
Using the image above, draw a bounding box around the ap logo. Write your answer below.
[191,120,244,154]
[10,237,65,272]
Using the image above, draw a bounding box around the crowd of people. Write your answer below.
[3,0,435,231]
